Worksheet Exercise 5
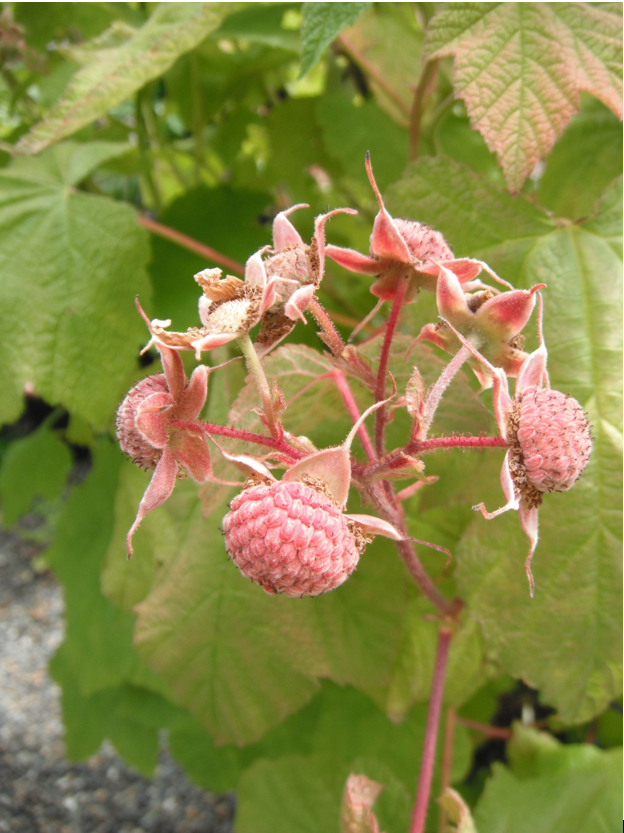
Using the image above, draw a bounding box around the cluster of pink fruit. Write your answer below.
[116,155,592,602]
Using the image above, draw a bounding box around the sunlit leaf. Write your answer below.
[0,425,72,527]
[15,3,231,155]
[0,142,150,427]
[300,2,370,78]
[426,3,623,191]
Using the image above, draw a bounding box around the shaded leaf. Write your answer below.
[213,4,300,52]
[317,96,408,192]
[537,97,623,220]
[15,3,231,155]
[300,3,370,78]
[474,742,622,833]
[47,440,170,698]
[426,3,623,190]
[0,426,72,527]
[0,142,150,428]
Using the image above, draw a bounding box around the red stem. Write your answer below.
[438,708,456,833]
[330,371,377,463]
[394,540,460,616]
[410,627,453,833]
[374,277,407,455]
[409,435,509,454]
[137,216,246,276]
[171,419,303,460]
[454,717,512,740]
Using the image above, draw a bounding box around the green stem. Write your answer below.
[237,333,280,440]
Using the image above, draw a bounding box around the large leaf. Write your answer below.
[425,3,623,191]
[0,142,150,428]
[299,3,370,77]
[475,729,622,833]
[47,440,169,698]
[0,425,72,527]
[388,160,622,724]
[14,3,231,155]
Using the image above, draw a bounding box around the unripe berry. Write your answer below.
[392,219,454,267]
[223,479,365,597]
[116,375,167,470]
[508,387,592,506]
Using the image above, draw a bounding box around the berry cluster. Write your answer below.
[117,155,592,600]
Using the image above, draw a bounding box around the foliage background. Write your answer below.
[0,3,621,832]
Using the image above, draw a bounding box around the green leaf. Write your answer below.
[299,3,370,77]
[0,142,151,427]
[47,439,169,698]
[425,3,623,191]
[15,3,141,51]
[14,3,231,155]
[214,4,300,51]
[0,425,72,527]
[537,97,623,220]
[474,736,622,833]
[387,159,622,724]
[317,96,408,192]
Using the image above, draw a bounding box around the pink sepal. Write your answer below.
[283,446,352,509]
[419,258,481,283]
[516,345,548,395]
[126,447,178,557]
[518,502,539,597]
[415,322,455,353]
[325,245,381,275]
[344,513,404,540]
[476,285,544,342]
[473,451,520,519]
[190,332,238,360]
[435,263,472,324]
[172,430,213,484]
[366,154,412,263]
[176,364,209,422]
[272,204,308,249]
[209,438,275,481]
[245,252,268,288]
[314,208,358,283]
[284,285,315,322]
[157,345,186,400]
[135,392,174,448]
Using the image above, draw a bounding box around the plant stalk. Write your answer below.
[308,297,345,358]
[170,419,302,460]
[237,333,281,440]
[410,626,453,833]
[330,371,377,463]
[374,276,408,455]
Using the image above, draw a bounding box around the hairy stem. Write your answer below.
[237,333,280,441]
[408,435,509,454]
[330,371,377,463]
[410,626,453,833]
[394,539,460,616]
[374,277,408,455]
[171,419,302,460]
[409,59,439,162]
[137,216,246,275]
[308,297,345,357]
[419,346,470,440]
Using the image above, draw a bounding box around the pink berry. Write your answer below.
[393,219,454,268]
[116,375,168,470]
[223,479,364,597]
[508,386,592,505]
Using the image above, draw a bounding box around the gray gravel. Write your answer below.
[0,529,235,833]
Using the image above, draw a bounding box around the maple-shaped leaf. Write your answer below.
[425,3,623,191]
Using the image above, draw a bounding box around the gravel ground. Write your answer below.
[0,529,235,833]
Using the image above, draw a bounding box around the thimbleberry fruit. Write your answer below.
[223,479,365,597]
[508,387,592,506]
[116,375,168,470]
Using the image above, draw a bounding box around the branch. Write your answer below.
[410,626,453,833]
[137,216,246,276]
[171,419,303,461]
